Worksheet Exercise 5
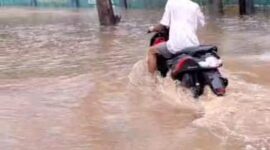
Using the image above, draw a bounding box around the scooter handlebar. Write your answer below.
[147,26,155,33]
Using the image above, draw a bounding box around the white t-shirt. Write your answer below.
[160,0,205,54]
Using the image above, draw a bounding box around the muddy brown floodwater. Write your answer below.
[0,8,269,150]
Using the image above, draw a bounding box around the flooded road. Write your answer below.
[0,8,269,150]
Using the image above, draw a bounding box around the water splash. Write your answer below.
[129,59,270,149]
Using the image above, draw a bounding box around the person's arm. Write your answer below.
[197,7,205,28]
[160,2,171,27]
[148,24,166,33]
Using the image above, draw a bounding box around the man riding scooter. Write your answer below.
[147,0,205,76]
[147,0,228,97]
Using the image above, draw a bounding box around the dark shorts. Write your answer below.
[156,42,173,59]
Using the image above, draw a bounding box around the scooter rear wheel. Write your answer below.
[181,73,204,98]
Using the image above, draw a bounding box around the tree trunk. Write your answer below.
[239,0,255,15]
[208,0,223,15]
[31,0,38,7]
[123,0,128,9]
[96,0,118,25]
[75,0,80,8]
[71,0,80,8]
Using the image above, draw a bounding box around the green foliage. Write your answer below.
[38,0,69,7]
[0,0,30,6]
[113,0,268,8]
[0,0,93,7]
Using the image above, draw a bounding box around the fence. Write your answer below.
[0,0,94,7]
[0,0,269,8]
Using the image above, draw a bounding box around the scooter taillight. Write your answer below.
[215,88,226,96]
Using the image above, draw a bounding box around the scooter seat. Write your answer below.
[172,45,218,57]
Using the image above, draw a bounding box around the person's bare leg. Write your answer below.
[147,46,158,75]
